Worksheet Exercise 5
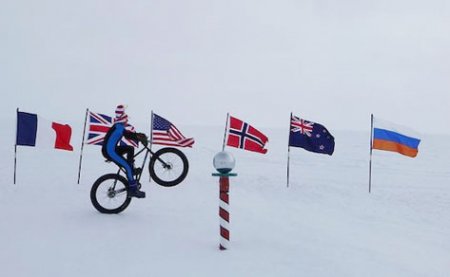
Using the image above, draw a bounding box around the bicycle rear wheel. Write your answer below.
[90,174,132,214]
[149,147,189,187]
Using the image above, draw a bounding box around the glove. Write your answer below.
[136,133,148,146]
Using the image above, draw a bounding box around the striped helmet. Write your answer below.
[115,104,128,123]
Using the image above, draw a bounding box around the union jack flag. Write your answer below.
[226,115,268,154]
[151,113,195,147]
[86,111,138,147]
[291,117,314,137]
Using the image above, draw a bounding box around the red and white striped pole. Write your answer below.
[219,176,230,250]
[213,151,237,251]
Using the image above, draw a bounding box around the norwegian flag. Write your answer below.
[86,111,138,147]
[151,113,195,147]
[226,115,268,154]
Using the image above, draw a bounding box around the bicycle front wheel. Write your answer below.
[149,147,189,187]
[90,174,132,214]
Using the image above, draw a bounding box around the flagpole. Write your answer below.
[369,114,374,193]
[14,108,19,185]
[146,110,154,182]
[222,113,229,151]
[77,108,89,184]
[149,110,154,149]
[287,112,292,188]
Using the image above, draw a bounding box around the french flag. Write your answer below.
[372,117,420,158]
[16,111,74,151]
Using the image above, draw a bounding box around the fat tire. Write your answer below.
[90,174,132,214]
[149,147,189,187]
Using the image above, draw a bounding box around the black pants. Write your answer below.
[115,145,135,165]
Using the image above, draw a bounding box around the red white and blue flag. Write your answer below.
[16,111,73,151]
[86,111,137,147]
[226,115,268,154]
[151,113,195,147]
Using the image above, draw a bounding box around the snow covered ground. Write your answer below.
[1,123,449,277]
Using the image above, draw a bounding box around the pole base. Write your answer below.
[212,172,237,177]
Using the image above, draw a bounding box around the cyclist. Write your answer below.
[102,105,148,198]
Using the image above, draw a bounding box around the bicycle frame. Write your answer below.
[114,145,169,183]
[92,145,189,213]
[92,144,188,213]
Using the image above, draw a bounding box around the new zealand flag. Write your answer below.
[289,115,335,155]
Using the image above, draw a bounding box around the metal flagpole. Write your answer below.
[149,110,154,149]
[287,112,292,188]
[369,114,374,193]
[222,113,229,151]
[146,110,154,182]
[14,108,19,185]
[77,108,89,184]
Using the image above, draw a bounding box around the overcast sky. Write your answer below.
[1,0,449,134]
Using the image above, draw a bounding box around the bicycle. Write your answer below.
[90,145,189,214]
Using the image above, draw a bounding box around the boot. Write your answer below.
[129,181,146,198]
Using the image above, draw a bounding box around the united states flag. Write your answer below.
[152,113,194,147]
[86,111,137,147]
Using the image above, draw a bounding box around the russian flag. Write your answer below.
[16,111,74,151]
[372,117,420,158]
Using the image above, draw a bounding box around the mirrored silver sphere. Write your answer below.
[213,151,236,174]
